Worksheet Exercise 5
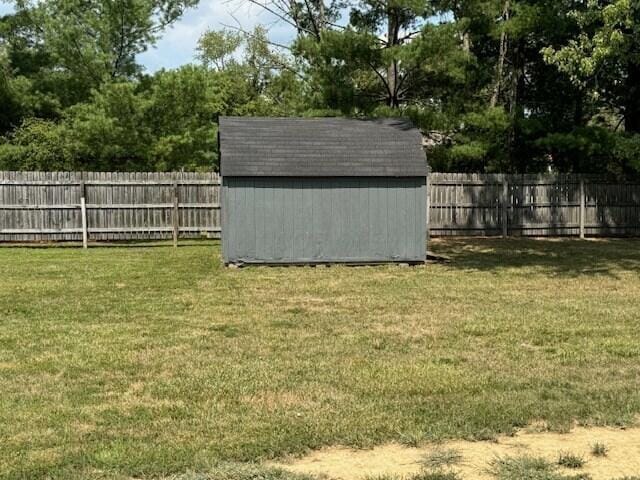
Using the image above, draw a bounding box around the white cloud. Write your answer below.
[138,0,297,73]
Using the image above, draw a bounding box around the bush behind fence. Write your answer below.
[1,171,639,243]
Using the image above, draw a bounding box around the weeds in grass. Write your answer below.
[557,452,585,469]
[590,442,608,457]
[489,455,557,480]
[398,434,421,448]
[472,429,498,442]
[413,472,462,480]
[489,455,591,480]
[165,463,314,480]
[421,449,463,469]
[366,473,461,480]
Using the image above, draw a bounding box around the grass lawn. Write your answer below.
[1,238,640,480]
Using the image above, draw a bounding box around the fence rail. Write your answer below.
[1,171,639,244]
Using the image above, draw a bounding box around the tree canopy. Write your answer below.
[1,0,640,175]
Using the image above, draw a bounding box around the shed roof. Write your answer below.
[219,116,426,177]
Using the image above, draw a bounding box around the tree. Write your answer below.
[0,118,83,170]
[0,9,71,132]
[144,65,227,170]
[544,0,640,133]
[12,0,199,86]
[196,26,308,117]
[197,29,242,70]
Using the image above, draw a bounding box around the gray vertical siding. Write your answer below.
[222,176,427,264]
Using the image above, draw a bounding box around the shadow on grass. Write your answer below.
[433,237,640,277]
[3,236,640,279]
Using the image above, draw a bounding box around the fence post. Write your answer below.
[80,180,88,249]
[579,177,586,239]
[425,170,431,248]
[172,182,179,248]
[502,176,509,237]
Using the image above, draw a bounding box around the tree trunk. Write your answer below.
[507,39,525,168]
[491,0,510,108]
[387,62,398,107]
[386,9,400,108]
[509,39,525,120]
[573,92,584,126]
[316,0,325,31]
[625,60,640,133]
[462,31,471,54]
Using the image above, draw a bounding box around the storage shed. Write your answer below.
[219,116,428,265]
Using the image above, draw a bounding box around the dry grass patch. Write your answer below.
[272,425,640,480]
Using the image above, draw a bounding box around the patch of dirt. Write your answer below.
[270,425,640,479]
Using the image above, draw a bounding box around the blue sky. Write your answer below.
[138,0,297,72]
[0,0,294,72]
[0,2,12,15]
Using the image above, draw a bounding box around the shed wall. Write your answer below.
[222,177,426,264]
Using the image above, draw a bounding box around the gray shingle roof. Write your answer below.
[219,116,427,177]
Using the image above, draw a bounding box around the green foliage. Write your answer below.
[434,107,511,172]
[65,82,152,170]
[543,0,640,133]
[0,21,308,171]
[3,0,640,173]
[535,127,640,176]
[144,65,226,170]
[612,133,640,173]
[542,0,636,83]
[535,127,618,173]
[197,28,243,70]
[0,118,82,170]
[21,0,199,84]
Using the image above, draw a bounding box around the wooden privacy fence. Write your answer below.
[0,172,220,245]
[1,171,640,244]
[429,173,640,237]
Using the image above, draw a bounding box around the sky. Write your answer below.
[138,0,298,72]
[0,0,295,73]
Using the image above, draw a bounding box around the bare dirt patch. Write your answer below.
[270,425,640,479]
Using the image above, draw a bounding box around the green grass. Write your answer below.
[1,238,640,479]
[489,456,558,480]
